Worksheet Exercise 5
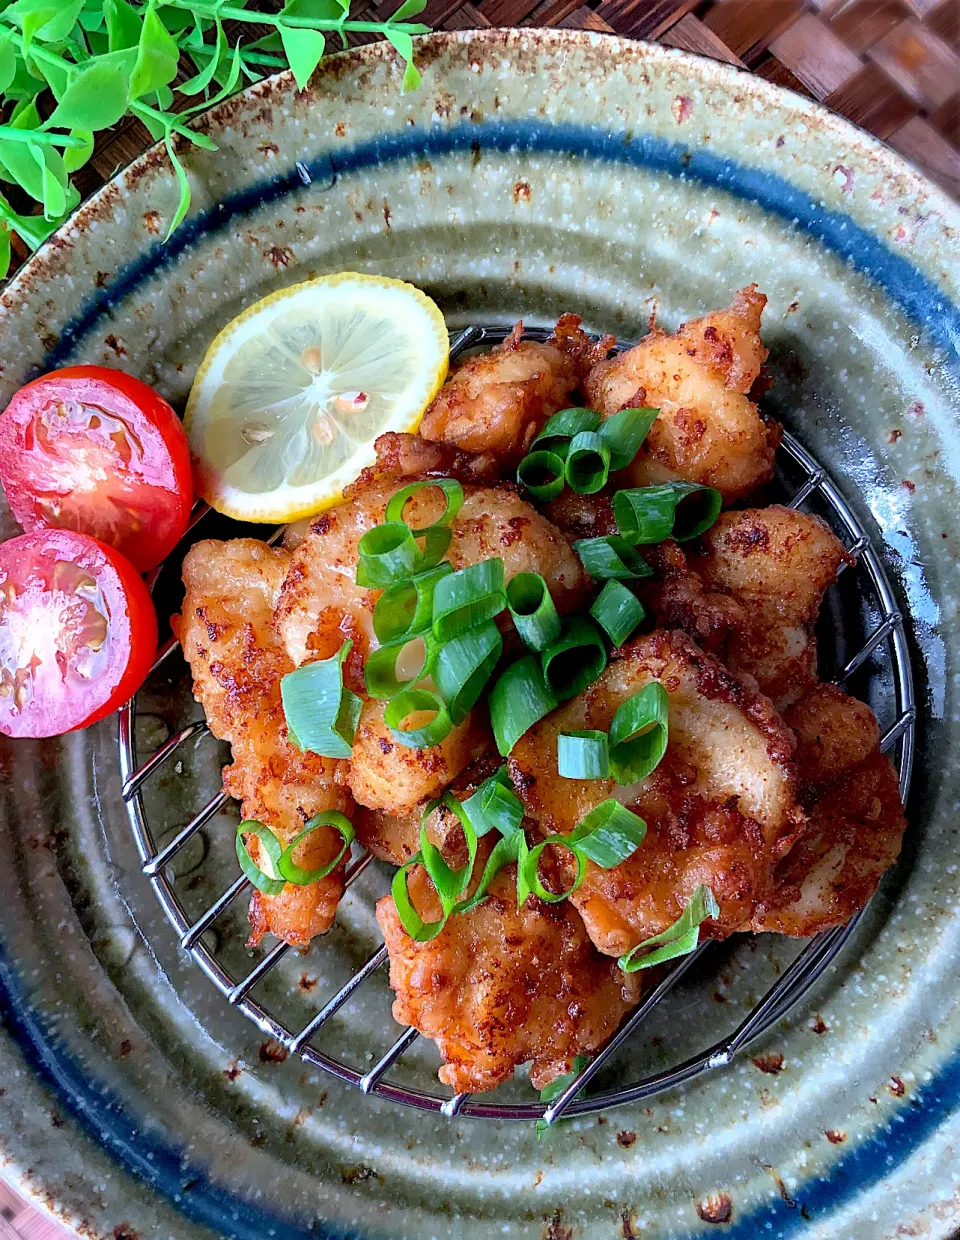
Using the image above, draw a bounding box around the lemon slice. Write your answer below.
[184,273,449,522]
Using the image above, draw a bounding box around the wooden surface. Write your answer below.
[0,1176,72,1240]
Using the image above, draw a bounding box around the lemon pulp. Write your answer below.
[184,273,449,522]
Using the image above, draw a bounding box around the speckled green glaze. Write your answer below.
[0,29,958,1240]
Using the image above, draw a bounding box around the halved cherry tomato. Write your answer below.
[0,366,193,572]
[0,530,157,737]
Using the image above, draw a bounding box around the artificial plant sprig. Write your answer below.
[0,0,431,275]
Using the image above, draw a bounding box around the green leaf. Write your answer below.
[278,23,325,92]
[162,130,190,240]
[129,1,180,100]
[389,0,428,21]
[63,128,94,173]
[5,0,84,49]
[282,0,348,16]
[153,82,174,109]
[0,192,58,248]
[31,48,74,100]
[4,55,44,101]
[0,30,18,95]
[155,4,200,32]
[79,0,106,31]
[30,143,67,218]
[383,28,421,91]
[103,0,142,50]
[0,225,11,279]
[180,19,225,95]
[46,57,132,129]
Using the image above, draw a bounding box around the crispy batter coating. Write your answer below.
[689,506,851,708]
[510,630,803,956]
[420,315,612,465]
[752,685,906,935]
[176,539,350,948]
[584,287,780,503]
[275,476,586,815]
[376,864,642,1093]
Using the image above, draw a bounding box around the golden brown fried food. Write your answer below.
[276,476,586,815]
[376,863,642,1093]
[510,630,804,956]
[349,700,492,815]
[751,685,905,935]
[176,538,351,948]
[354,755,503,864]
[689,507,851,708]
[583,287,780,503]
[420,315,612,466]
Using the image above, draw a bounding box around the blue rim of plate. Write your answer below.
[1,113,958,1239]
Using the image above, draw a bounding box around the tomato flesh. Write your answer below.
[0,366,193,572]
[0,530,157,737]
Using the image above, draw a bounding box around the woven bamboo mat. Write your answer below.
[0,1177,72,1240]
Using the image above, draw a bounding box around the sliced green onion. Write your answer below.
[558,730,610,779]
[372,563,453,645]
[589,580,646,648]
[236,821,286,896]
[392,854,448,942]
[609,681,669,785]
[670,483,723,541]
[420,792,478,908]
[541,617,607,701]
[355,521,420,587]
[453,830,523,915]
[613,482,723,544]
[531,407,601,454]
[518,836,585,905]
[506,572,562,651]
[384,478,462,569]
[565,430,611,495]
[517,449,566,502]
[385,478,464,531]
[432,558,507,643]
[536,1054,590,1137]
[460,767,525,839]
[573,535,653,581]
[281,641,361,759]
[364,634,434,700]
[415,525,453,570]
[613,485,676,545]
[598,406,659,470]
[618,885,719,972]
[569,799,647,868]
[277,811,355,885]
[432,621,502,724]
[384,687,452,750]
[489,654,558,755]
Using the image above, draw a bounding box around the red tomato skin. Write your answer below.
[0,529,157,738]
[0,366,193,572]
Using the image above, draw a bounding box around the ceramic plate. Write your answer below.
[0,29,958,1240]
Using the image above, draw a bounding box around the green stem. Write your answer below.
[156,0,429,34]
[0,126,87,148]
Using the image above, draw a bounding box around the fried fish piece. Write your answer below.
[275,476,587,815]
[751,684,906,935]
[176,538,351,948]
[583,286,780,503]
[420,315,612,466]
[510,630,804,956]
[376,863,642,1093]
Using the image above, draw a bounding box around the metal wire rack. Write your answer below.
[118,324,916,1125]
